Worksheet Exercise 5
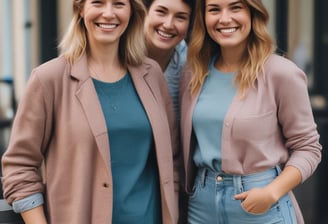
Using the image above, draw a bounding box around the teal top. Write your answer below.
[192,58,237,172]
[93,74,162,224]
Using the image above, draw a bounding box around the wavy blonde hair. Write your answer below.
[188,0,276,96]
[59,0,147,66]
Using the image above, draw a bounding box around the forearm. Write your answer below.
[21,205,47,224]
[264,165,302,202]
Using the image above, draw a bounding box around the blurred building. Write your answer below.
[0,0,327,223]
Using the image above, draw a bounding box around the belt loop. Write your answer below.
[275,165,282,175]
[201,168,207,187]
[233,175,243,195]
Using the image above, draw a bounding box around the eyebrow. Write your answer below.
[155,5,190,16]
[207,0,243,7]
[230,0,243,6]
[177,11,191,16]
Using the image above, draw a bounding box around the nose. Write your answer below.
[102,3,115,18]
[163,15,174,29]
[219,9,232,24]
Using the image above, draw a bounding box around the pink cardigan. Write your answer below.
[180,54,322,224]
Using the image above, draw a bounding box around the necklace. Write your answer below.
[92,70,129,112]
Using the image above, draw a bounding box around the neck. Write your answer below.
[87,46,126,83]
[147,44,174,71]
[216,58,241,73]
[216,47,245,72]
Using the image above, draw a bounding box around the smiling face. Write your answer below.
[81,0,131,48]
[205,0,251,52]
[144,0,191,52]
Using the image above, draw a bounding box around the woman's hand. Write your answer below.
[234,187,276,214]
[235,166,302,214]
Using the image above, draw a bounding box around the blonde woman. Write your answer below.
[180,0,322,223]
[2,0,179,223]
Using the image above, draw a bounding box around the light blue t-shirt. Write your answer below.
[164,40,187,120]
[192,59,237,172]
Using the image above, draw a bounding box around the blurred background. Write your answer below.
[0,0,327,223]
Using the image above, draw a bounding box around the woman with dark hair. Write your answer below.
[143,0,194,118]
[1,0,179,223]
[180,0,322,223]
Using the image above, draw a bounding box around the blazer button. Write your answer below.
[102,183,109,188]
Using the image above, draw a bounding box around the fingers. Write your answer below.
[234,191,247,200]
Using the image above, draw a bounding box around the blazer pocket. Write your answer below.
[232,110,278,142]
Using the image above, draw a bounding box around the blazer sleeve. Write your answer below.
[1,68,54,204]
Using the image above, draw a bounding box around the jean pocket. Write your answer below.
[278,195,297,224]
[238,200,284,223]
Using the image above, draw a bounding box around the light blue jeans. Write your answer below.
[188,166,297,224]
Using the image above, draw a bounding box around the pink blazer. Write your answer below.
[180,54,322,224]
[2,54,179,224]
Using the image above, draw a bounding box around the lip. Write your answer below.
[156,29,176,39]
[217,27,238,34]
[96,23,118,30]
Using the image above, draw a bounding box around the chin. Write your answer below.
[153,42,175,51]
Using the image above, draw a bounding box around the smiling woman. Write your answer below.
[179,0,322,223]
[143,0,195,118]
[82,0,131,53]
[1,0,180,223]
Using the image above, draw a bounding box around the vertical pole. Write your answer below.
[275,0,289,55]
[40,0,58,63]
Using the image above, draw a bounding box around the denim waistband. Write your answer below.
[196,166,281,186]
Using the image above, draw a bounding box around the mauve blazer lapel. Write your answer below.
[128,63,158,126]
[71,54,111,172]
[180,69,201,190]
[129,61,179,223]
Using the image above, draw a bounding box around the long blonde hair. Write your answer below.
[59,0,147,66]
[188,0,276,96]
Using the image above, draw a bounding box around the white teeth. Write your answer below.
[157,30,174,38]
[99,24,116,29]
[220,28,237,33]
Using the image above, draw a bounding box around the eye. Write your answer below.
[155,9,166,16]
[113,1,126,7]
[207,6,220,14]
[230,4,243,11]
[176,14,189,21]
[91,0,103,5]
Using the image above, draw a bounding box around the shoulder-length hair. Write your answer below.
[59,0,147,66]
[188,0,276,96]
